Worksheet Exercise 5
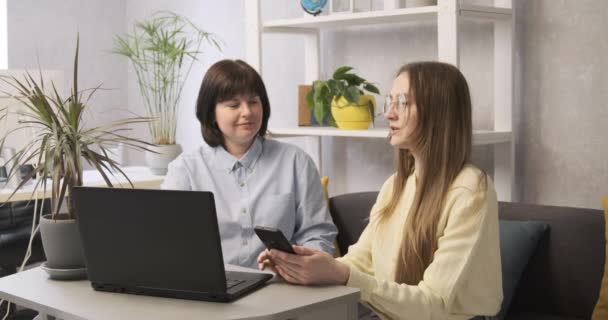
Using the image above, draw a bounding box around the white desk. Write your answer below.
[0,265,360,320]
[0,166,165,203]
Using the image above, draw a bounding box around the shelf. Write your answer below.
[459,4,512,21]
[263,5,511,33]
[248,0,515,200]
[268,127,511,146]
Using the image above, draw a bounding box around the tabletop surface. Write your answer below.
[0,265,360,320]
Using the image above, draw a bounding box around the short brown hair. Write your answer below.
[195,59,271,147]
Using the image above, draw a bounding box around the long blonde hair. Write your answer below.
[379,62,475,285]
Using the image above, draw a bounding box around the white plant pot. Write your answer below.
[145,144,182,175]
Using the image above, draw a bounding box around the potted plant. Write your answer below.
[0,36,153,277]
[113,11,223,174]
[306,66,380,130]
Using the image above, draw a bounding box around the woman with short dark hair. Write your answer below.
[195,59,271,148]
[162,59,337,269]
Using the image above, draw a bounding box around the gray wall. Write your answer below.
[6,0,608,209]
[513,0,608,209]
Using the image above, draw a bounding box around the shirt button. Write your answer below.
[239,182,245,187]
[241,208,247,214]
[242,240,248,246]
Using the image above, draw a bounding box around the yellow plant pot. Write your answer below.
[331,95,376,130]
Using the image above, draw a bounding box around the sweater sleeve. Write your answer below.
[337,175,395,278]
[345,187,503,320]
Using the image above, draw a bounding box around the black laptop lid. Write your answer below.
[73,187,227,293]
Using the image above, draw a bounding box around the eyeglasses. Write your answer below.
[382,93,409,114]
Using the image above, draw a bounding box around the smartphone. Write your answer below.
[254,226,296,254]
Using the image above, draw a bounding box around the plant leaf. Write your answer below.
[327,79,340,96]
[327,114,337,128]
[363,83,380,95]
[337,73,365,87]
[305,90,314,110]
[333,66,353,78]
[368,100,375,127]
[344,86,361,104]
[335,80,346,95]
[313,100,325,125]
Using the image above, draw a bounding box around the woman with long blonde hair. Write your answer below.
[259,61,503,319]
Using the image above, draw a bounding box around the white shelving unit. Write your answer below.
[269,127,511,145]
[245,0,514,201]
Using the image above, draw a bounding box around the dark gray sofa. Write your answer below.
[0,200,46,275]
[329,192,605,320]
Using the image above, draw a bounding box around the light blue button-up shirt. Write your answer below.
[161,137,337,268]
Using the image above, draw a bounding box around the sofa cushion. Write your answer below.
[591,196,608,320]
[495,220,548,320]
[328,192,376,255]
[499,202,605,319]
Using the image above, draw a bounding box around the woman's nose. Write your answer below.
[240,102,253,115]
[384,104,396,120]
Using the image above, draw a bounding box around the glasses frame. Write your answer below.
[382,93,409,115]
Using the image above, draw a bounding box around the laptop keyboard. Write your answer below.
[225,272,247,289]
[226,278,246,289]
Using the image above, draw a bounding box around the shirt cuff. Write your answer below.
[346,265,378,302]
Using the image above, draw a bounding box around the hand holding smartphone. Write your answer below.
[254,226,296,254]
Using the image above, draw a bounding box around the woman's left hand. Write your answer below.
[269,245,350,285]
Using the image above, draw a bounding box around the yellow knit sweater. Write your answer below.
[337,165,503,320]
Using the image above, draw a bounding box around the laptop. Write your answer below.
[72,186,273,302]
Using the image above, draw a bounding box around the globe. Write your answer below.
[300,0,328,16]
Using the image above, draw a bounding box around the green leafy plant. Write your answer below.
[0,35,154,220]
[113,11,223,145]
[306,66,380,127]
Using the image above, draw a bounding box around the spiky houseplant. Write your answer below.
[306,66,380,127]
[113,11,222,145]
[0,36,154,221]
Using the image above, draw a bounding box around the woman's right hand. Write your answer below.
[270,245,350,285]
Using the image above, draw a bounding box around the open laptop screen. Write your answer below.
[73,187,227,293]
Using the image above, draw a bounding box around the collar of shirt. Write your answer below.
[212,137,263,173]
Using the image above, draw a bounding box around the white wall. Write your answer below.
[7,0,607,209]
[123,0,244,164]
[0,0,7,69]
[6,0,243,165]
[7,0,127,127]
